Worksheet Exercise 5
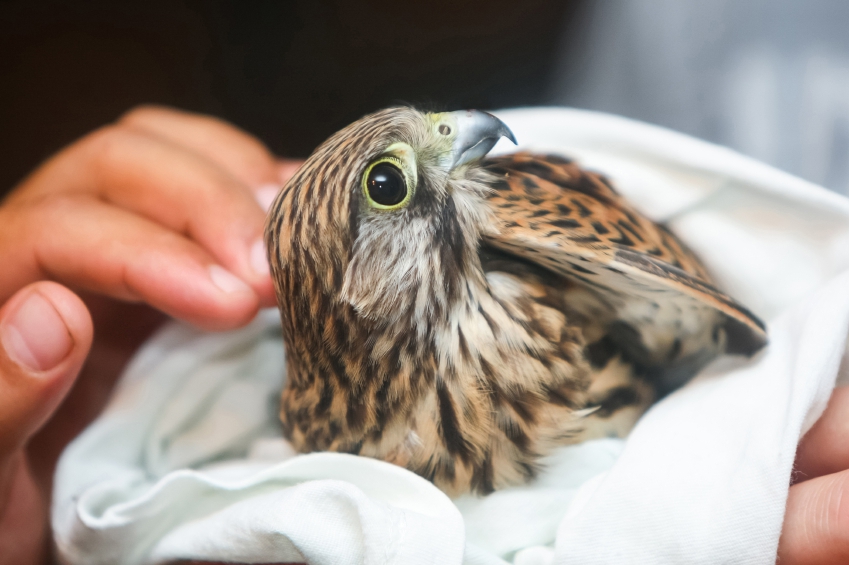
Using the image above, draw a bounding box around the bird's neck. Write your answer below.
[281,256,486,453]
[277,244,490,454]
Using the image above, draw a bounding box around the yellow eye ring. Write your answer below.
[362,156,412,210]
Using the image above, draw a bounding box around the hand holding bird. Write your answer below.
[0,105,839,563]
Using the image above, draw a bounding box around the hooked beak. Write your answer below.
[449,110,517,169]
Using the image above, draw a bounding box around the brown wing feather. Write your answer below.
[481,152,767,356]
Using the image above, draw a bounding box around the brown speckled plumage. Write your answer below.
[265,108,766,496]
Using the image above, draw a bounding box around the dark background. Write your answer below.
[0,0,581,196]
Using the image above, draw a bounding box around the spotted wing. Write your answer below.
[481,152,767,364]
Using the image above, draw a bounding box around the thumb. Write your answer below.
[0,282,93,457]
[0,282,92,564]
[778,468,849,564]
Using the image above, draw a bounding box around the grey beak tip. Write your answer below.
[449,109,519,168]
[480,110,518,145]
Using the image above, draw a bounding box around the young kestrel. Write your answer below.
[265,108,766,496]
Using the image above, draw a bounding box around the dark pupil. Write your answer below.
[366,163,407,206]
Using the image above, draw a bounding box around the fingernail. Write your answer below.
[208,265,252,295]
[250,239,270,277]
[255,184,280,213]
[0,291,73,372]
[278,160,302,185]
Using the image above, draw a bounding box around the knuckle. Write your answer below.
[118,104,174,127]
[26,192,85,220]
[79,125,142,175]
[82,124,130,155]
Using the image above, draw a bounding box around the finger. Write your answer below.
[0,452,45,565]
[253,159,304,212]
[794,386,849,483]
[0,283,90,564]
[0,195,260,330]
[13,125,275,306]
[277,159,303,185]
[0,283,92,456]
[778,468,849,565]
[119,105,280,191]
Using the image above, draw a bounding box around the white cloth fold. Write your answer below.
[52,108,849,565]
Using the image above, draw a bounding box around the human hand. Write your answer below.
[779,385,849,564]
[0,106,301,563]
[0,105,301,327]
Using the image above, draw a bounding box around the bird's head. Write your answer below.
[266,107,516,330]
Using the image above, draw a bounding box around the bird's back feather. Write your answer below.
[481,152,766,394]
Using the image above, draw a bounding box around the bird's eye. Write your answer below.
[364,161,408,209]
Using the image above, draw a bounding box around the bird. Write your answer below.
[264,107,767,497]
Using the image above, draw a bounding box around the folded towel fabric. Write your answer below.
[52,108,849,565]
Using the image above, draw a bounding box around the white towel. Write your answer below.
[52,108,849,565]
